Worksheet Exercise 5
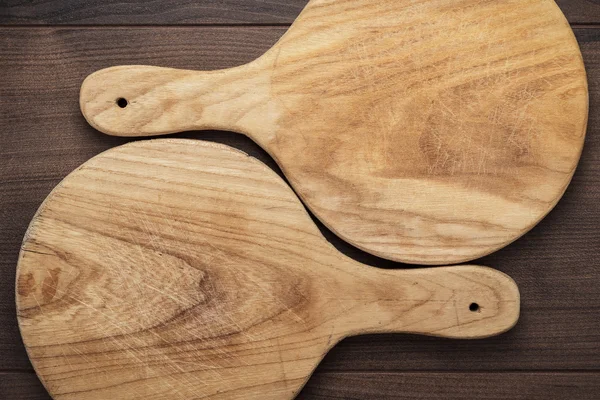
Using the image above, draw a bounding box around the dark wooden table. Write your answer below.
[1,1,599,399]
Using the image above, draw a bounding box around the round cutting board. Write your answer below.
[80,0,588,264]
[17,140,520,400]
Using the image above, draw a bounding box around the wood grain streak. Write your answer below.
[79,0,589,265]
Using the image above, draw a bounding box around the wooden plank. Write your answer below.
[556,0,600,24]
[0,27,599,372]
[2,371,600,400]
[0,0,598,25]
[0,0,307,25]
[0,373,49,400]
[297,372,600,399]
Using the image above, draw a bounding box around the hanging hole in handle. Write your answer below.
[469,303,480,312]
[116,98,128,108]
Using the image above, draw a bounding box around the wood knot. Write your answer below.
[17,273,36,297]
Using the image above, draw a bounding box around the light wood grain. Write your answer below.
[80,0,589,265]
[16,140,519,400]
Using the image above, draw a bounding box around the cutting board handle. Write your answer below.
[80,64,272,139]
[344,265,520,339]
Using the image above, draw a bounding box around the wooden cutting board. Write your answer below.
[80,0,588,265]
[17,140,520,400]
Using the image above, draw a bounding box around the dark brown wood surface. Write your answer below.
[0,2,599,399]
[1,0,600,25]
